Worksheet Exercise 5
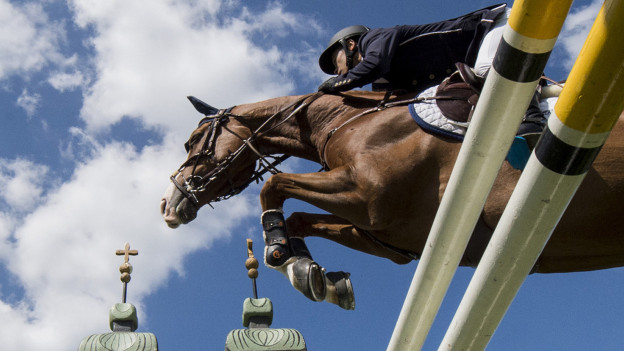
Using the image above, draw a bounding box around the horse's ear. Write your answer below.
[187,96,219,116]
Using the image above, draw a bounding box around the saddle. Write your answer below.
[408,63,484,142]
[409,62,550,170]
[435,62,484,124]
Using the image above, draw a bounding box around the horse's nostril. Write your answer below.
[160,199,167,215]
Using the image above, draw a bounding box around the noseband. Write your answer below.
[170,93,321,208]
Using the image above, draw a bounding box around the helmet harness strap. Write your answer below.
[338,38,357,70]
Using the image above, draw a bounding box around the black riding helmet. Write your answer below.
[319,25,370,75]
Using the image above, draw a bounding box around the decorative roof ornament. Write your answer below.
[77,243,158,351]
[225,239,307,351]
[116,242,138,303]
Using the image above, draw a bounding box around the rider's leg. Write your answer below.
[472,6,546,144]
[516,90,547,147]
[474,6,510,77]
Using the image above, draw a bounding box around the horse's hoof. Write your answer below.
[326,271,355,310]
[290,258,326,302]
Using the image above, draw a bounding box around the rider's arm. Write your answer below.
[324,27,402,92]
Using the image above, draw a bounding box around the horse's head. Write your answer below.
[161,99,259,228]
[161,94,318,228]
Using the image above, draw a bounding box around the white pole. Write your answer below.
[440,1,624,349]
[387,1,572,349]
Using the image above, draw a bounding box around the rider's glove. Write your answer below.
[318,76,342,93]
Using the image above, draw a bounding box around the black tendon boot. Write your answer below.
[289,237,326,302]
[262,210,292,267]
[517,91,547,149]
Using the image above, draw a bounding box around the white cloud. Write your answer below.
[0,158,49,213]
[557,0,603,70]
[0,211,16,260]
[236,1,323,37]
[16,89,41,117]
[48,70,86,92]
[0,1,319,349]
[59,126,103,162]
[0,138,256,349]
[0,1,68,80]
[71,0,313,137]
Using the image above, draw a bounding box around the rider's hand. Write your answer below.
[318,76,341,93]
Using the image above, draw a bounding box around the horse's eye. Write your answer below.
[185,134,203,153]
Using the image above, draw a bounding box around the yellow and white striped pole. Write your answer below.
[440,1,624,350]
[387,1,572,350]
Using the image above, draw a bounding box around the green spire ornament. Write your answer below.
[78,243,158,351]
[224,239,307,351]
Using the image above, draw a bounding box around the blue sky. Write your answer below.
[1,0,622,350]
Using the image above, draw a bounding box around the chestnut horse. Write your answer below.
[161,91,624,309]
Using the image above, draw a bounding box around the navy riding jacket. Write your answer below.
[332,4,506,93]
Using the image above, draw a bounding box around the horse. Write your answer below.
[160,90,624,310]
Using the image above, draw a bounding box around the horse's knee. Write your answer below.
[260,175,287,209]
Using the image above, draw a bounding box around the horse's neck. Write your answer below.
[232,92,398,161]
[233,95,322,160]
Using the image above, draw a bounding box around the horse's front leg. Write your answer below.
[260,166,366,220]
[259,167,363,310]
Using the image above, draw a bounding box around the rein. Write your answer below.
[319,92,436,170]
[171,93,322,207]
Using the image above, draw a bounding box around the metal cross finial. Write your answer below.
[115,242,138,303]
[116,242,138,264]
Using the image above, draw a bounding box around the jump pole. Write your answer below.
[440,1,624,349]
[387,1,571,350]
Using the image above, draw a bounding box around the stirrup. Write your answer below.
[455,62,484,93]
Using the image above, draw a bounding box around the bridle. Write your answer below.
[170,90,425,208]
[170,93,322,208]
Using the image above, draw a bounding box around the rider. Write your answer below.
[317,3,545,137]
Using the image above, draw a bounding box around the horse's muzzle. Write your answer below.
[161,183,199,228]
